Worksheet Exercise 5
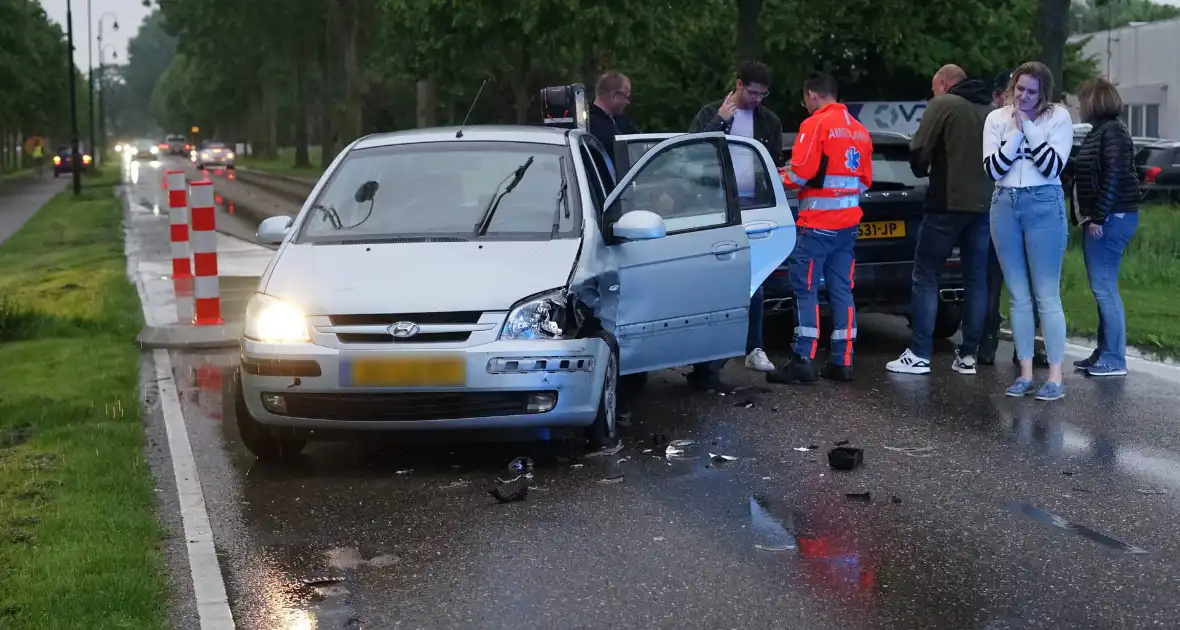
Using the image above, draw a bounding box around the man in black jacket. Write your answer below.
[683,61,784,392]
[588,71,640,168]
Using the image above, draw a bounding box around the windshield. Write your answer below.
[135,139,156,149]
[296,141,579,242]
[202,142,226,150]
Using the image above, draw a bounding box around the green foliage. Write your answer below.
[1072,0,1180,34]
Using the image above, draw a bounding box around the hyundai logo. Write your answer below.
[388,321,421,338]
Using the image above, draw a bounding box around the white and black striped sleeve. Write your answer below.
[982,111,1023,181]
[1023,111,1073,181]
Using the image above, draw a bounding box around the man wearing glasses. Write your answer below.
[589,71,640,168]
[684,61,785,392]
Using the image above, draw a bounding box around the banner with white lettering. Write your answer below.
[845,102,927,136]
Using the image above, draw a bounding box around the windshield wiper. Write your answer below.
[550,156,570,238]
[474,156,534,237]
[312,203,343,229]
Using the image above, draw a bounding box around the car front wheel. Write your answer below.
[586,332,620,450]
[234,369,306,461]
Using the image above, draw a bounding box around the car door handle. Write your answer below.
[712,241,738,260]
[745,220,776,240]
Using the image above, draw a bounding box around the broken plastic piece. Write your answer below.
[669,439,695,448]
[304,576,346,587]
[845,492,872,502]
[793,447,811,452]
[891,495,902,504]
[1136,488,1167,495]
[733,400,755,409]
[884,445,934,458]
[438,481,469,490]
[828,446,864,470]
[835,439,850,446]
[395,469,413,475]
[709,453,737,462]
[583,442,624,458]
[1062,470,1074,476]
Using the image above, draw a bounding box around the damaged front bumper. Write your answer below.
[239,336,611,432]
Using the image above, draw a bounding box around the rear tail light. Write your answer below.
[1145,166,1162,184]
[158,143,168,149]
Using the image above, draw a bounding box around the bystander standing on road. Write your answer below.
[980,70,1050,367]
[588,71,640,170]
[769,72,872,385]
[887,64,993,376]
[982,61,1073,400]
[683,61,785,392]
[1071,77,1141,377]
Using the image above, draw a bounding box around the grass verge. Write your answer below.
[238,145,324,180]
[1060,203,1180,359]
[0,170,167,628]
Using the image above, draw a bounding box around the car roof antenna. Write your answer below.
[455,79,488,139]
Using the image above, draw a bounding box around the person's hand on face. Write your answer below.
[719,92,738,121]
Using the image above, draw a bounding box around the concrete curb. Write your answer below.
[234,166,318,187]
[136,324,242,350]
[232,168,314,205]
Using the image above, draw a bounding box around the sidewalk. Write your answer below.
[0,175,67,245]
[122,179,275,348]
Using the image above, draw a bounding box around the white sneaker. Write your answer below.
[745,348,776,372]
[886,349,932,374]
[952,351,977,375]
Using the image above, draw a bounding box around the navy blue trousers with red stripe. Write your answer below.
[789,226,858,366]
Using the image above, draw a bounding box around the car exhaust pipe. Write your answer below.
[939,288,964,302]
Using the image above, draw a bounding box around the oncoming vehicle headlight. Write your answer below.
[150,145,159,154]
[244,293,310,343]
[500,290,567,341]
[226,152,235,159]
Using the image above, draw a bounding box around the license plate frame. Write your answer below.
[857,220,906,240]
[342,355,466,387]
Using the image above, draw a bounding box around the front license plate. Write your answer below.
[857,220,906,240]
[343,356,466,387]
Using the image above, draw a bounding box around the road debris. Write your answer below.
[304,576,346,588]
[828,446,864,470]
[490,457,534,503]
[733,400,755,409]
[845,492,872,502]
[884,445,934,458]
[709,453,737,462]
[584,442,625,458]
[438,481,469,490]
[835,439,850,446]
[395,469,413,475]
[651,433,668,447]
[599,458,625,484]
[891,496,903,504]
[1136,488,1167,496]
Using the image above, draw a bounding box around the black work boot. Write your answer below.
[978,335,999,366]
[822,362,854,382]
[767,354,818,385]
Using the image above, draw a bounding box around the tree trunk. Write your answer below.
[1036,0,1072,101]
[293,53,311,168]
[416,77,438,128]
[736,0,764,63]
[340,0,363,142]
[262,81,279,160]
[319,0,337,169]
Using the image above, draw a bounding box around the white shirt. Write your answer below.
[982,105,1073,188]
[730,108,757,197]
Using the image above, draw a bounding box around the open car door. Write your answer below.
[603,132,750,375]
[616,133,796,296]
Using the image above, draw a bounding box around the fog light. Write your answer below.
[526,393,557,413]
[261,393,286,413]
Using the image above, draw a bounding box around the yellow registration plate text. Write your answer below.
[857,220,905,240]
[345,356,466,387]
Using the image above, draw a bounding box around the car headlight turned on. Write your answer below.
[201,153,210,160]
[150,145,159,154]
[244,293,310,343]
[226,152,235,159]
[500,289,567,340]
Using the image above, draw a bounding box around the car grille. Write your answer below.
[275,391,555,421]
[327,311,483,344]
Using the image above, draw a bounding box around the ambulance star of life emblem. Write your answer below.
[845,147,861,171]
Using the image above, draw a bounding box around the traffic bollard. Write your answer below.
[188,180,224,326]
[166,170,195,323]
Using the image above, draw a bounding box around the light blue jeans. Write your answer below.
[1083,211,1139,370]
[990,185,1068,365]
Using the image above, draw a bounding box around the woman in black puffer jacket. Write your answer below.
[1071,77,1141,377]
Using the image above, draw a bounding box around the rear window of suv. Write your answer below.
[1136,146,1176,168]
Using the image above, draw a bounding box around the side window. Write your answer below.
[729,143,775,210]
[583,139,616,194]
[579,144,607,213]
[612,140,732,235]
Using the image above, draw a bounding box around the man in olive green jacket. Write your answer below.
[886,64,994,376]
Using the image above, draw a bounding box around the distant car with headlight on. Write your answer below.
[195,141,235,169]
[234,113,797,460]
[130,137,158,161]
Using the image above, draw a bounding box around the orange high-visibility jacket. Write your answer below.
[778,103,874,230]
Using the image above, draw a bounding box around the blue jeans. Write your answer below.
[789,226,857,366]
[1083,211,1139,369]
[909,212,990,359]
[990,185,1068,364]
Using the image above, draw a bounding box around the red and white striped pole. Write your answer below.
[166,170,195,322]
[188,180,223,325]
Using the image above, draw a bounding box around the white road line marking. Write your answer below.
[152,349,236,629]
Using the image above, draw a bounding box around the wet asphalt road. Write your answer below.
[126,161,1180,629]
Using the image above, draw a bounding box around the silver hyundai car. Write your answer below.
[236,124,796,459]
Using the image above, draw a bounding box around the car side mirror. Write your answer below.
[257,216,293,245]
[612,210,666,241]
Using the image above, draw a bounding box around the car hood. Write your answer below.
[262,238,582,315]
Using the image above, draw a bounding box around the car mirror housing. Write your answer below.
[612,210,666,241]
[257,216,293,245]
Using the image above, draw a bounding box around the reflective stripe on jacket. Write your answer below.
[778,103,874,230]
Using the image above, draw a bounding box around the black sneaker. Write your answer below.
[821,362,854,382]
[767,356,818,385]
[686,374,735,394]
[1073,353,1100,371]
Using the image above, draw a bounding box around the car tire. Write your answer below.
[234,369,306,461]
[586,331,620,450]
[933,303,962,339]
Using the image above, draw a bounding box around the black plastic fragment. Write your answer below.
[845,492,872,502]
[828,446,863,470]
[835,439,850,446]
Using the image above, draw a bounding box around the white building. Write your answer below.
[1069,18,1180,138]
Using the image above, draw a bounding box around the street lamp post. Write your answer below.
[98,45,117,165]
[95,13,119,163]
[93,10,118,164]
[67,0,81,195]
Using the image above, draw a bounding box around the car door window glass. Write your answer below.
[728,143,775,210]
[615,140,728,234]
[579,144,606,213]
[583,138,616,194]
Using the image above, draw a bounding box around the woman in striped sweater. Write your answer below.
[981,61,1074,401]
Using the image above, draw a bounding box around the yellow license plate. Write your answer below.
[857,220,906,240]
[344,356,466,387]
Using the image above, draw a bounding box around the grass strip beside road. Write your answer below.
[1060,203,1180,360]
[237,145,324,180]
[0,171,167,628]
